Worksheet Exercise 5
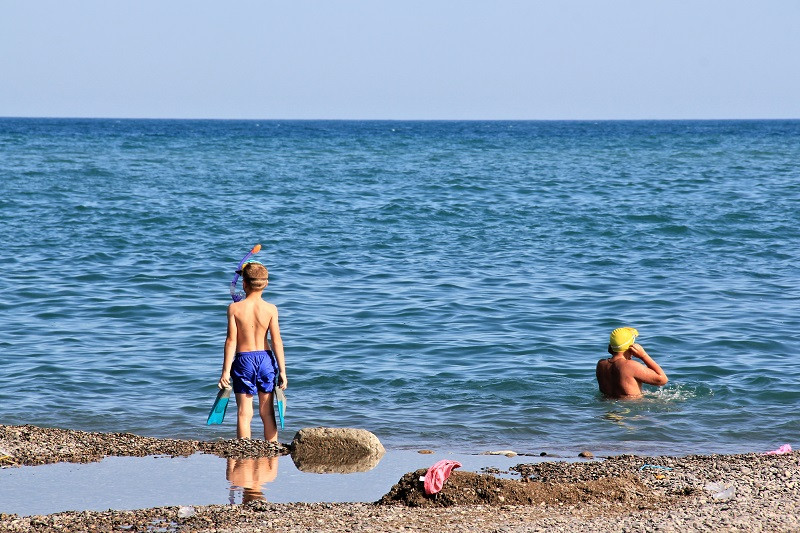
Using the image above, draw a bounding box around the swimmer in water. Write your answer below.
[596,327,668,399]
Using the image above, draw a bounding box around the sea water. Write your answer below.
[1,118,798,456]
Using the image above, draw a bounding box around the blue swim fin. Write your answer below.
[275,387,286,429]
[207,387,232,425]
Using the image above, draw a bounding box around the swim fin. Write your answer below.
[207,386,232,425]
[274,387,286,429]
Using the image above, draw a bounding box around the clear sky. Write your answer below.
[2,0,799,120]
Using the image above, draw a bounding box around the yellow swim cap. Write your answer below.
[609,327,639,352]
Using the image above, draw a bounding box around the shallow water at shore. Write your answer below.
[0,450,545,516]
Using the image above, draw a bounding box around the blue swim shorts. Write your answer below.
[231,350,278,395]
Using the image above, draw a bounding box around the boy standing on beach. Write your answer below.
[596,327,667,399]
[218,262,287,441]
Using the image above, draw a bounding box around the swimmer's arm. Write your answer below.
[629,344,668,387]
[269,306,287,390]
[219,304,237,389]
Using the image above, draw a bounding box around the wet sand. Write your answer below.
[1,425,799,532]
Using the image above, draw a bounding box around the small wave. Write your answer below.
[645,384,702,403]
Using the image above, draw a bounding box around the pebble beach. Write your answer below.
[1,425,798,532]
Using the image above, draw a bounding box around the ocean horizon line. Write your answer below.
[2,115,799,123]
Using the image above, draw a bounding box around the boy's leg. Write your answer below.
[257,391,278,442]
[235,393,254,439]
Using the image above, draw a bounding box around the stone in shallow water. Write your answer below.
[482,450,517,457]
[290,427,385,474]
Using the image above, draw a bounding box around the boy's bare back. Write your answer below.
[228,297,278,353]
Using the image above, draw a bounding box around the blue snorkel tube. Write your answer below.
[230,243,262,302]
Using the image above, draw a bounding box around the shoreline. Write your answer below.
[2,425,799,532]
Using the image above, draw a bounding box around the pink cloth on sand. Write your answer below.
[764,444,792,455]
[424,460,462,495]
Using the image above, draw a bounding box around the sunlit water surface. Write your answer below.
[1,118,798,455]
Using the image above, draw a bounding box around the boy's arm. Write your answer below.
[629,343,668,387]
[219,304,237,389]
[269,306,287,390]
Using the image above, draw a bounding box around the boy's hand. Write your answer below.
[278,374,288,390]
[218,374,231,389]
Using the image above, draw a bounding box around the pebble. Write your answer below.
[177,506,195,518]
[483,450,517,456]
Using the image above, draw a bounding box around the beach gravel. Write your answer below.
[2,425,799,532]
[0,424,288,466]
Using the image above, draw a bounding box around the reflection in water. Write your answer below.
[600,386,692,431]
[226,457,278,503]
[290,448,384,474]
[602,407,638,430]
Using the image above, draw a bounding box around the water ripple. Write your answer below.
[1,118,799,454]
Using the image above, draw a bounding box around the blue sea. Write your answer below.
[1,118,798,456]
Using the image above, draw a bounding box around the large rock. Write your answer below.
[290,427,385,474]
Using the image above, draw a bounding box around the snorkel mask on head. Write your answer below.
[230,244,261,302]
